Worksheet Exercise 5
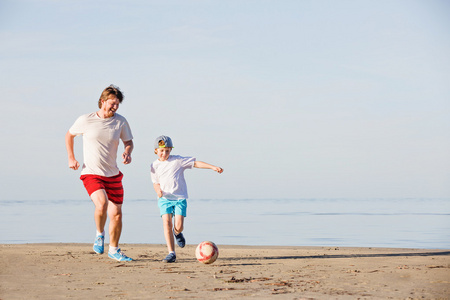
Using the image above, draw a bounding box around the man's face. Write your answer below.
[101,96,120,118]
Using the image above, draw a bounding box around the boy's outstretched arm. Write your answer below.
[153,183,163,198]
[194,161,223,173]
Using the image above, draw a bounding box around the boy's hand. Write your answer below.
[194,161,223,173]
[154,183,163,198]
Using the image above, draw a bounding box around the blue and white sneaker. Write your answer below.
[93,235,104,254]
[162,252,176,263]
[108,249,133,262]
[173,229,186,248]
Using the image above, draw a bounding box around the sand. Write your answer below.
[1,243,449,299]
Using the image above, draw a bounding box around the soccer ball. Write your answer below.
[195,241,219,264]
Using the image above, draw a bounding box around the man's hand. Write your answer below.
[122,140,133,164]
[68,158,80,170]
[122,152,132,164]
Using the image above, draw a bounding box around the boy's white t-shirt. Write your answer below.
[69,112,133,177]
[151,155,196,200]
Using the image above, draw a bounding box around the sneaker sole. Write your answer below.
[93,248,104,254]
[108,255,132,262]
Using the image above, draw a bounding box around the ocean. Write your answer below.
[1,198,449,249]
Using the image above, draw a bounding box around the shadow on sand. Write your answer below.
[220,250,450,262]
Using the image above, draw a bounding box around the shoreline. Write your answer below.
[1,244,449,299]
[3,242,450,250]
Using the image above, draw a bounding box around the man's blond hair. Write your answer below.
[98,84,124,108]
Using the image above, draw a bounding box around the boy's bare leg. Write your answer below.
[162,214,175,252]
[173,215,184,235]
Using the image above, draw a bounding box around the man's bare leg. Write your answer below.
[90,189,109,234]
[107,201,123,248]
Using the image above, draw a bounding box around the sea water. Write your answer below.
[1,198,449,249]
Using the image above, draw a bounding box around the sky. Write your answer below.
[1,0,449,201]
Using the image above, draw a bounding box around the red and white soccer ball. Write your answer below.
[195,241,219,264]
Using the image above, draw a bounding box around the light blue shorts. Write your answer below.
[158,198,187,217]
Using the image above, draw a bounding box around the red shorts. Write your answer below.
[80,172,124,204]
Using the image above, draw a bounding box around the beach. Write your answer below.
[1,244,449,299]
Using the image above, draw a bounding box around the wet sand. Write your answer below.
[1,243,449,299]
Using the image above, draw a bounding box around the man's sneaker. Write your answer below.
[108,249,133,262]
[162,252,176,263]
[173,229,186,248]
[93,235,104,254]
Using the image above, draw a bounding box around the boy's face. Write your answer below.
[155,147,172,161]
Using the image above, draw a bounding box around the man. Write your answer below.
[65,84,134,262]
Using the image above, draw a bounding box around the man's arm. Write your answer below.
[65,131,80,170]
[122,140,134,164]
[194,161,223,173]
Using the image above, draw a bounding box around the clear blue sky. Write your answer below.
[1,0,449,200]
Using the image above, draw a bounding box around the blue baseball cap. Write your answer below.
[154,135,174,149]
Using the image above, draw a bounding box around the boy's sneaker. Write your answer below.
[173,229,186,248]
[93,235,104,254]
[108,249,133,262]
[162,252,176,263]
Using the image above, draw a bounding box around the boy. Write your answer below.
[150,135,223,263]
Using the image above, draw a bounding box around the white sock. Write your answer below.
[97,231,105,237]
[170,251,175,255]
[109,246,119,254]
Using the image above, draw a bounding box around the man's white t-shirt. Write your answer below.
[150,155,196,200]
[69,112,133,177]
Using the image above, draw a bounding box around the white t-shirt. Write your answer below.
[69,112,133,177]
[150,155,196,200]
